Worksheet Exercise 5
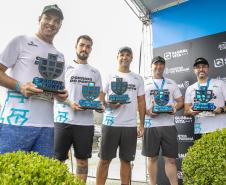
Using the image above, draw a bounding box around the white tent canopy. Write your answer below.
[125,0,188,24]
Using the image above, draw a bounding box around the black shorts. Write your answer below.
[54,123,94,160]
[142,126,178,158]
[99,125,137,162]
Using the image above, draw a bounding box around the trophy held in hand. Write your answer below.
[33,53,65,93]
[79,82,102,110]
[152,89,173,113]
[109,78,130,104]
[192,86,216,111]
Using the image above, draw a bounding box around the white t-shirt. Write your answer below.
[102,71,145,127]
[144,78,182,128]
[185,79,226,134]
[54,62,102,126]
[0,35,65,127]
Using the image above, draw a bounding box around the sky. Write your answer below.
[0,0,143,105]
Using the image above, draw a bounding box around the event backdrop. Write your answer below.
[153,31,226,185]
[151,0,226,184]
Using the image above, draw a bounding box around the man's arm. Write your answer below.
[169,96,184,115]
[0,63,18,90]
[99,91,106,102]
[213,101,226,114]
[137,95,146,137]
[223,102,226,113]
[95,91,105,112]
[214,81,226,114]
[53,90,68,102]
[184,103,200,116]
[0,63,43,97]
[173,96,184,112]
[146,100,159,118]
[102,91,121,109]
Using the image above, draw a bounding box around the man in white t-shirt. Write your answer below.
[54,35,103,183]
[96,47,146,185]
[142,56,184,185]
[184,57,226,134]
[0,4,68,157]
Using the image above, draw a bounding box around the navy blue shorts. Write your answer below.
[0,124,54,157]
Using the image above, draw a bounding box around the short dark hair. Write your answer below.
[76,35,93,46]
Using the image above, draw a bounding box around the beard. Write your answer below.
[77,52,89,60]
[198,73,207,79]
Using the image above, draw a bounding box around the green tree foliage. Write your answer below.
[182,129,226,185]
[0,151,84,185]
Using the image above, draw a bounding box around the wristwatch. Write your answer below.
[220,107,224,113]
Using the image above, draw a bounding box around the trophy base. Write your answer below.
[108,101,131,104]
[79,100,102,110]
[192,103,216,111]
[109,95,130,104]
[33,77,64,93]
[152,105,173,113]
[80,106,103,110]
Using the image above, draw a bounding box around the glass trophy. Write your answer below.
[79,82,102,110]
[109,78,130,104]
[152,90,173,113]
[33,53,64,93]
[192,86,216,111]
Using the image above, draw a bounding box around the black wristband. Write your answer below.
[220,107,224,113]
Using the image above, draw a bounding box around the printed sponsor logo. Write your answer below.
[178,153,186,159]
[175,116,193,124]
[213,58,226,68]
[165,66,190,74]
[177,81,190,89]
[218,42,226,50]
[164,52,172,60]
[164,49,188,60]
[177,171,183,179]
[177,134,194,142]
[27,41,38,47]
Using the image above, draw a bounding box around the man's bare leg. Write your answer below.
[76,158,88,183]
[96,159,111,185]
[120,159,131,185]
[148,156,158,185]
[164,157,178,185]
